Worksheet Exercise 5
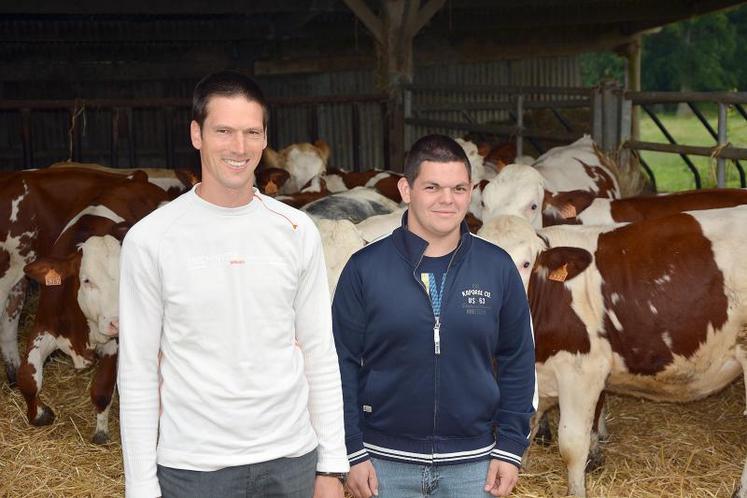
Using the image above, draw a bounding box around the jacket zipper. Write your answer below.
[411,239,463,456]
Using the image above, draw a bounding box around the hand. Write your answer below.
[345,460,379,498]
[313,475,344,498]
[483,458,519,497]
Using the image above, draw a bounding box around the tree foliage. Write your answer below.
[579,5,746,91]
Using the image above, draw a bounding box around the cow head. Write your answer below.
[76,235,122,342]
[477,215,592,291]
[477,215,545,290]
[481,164,545,228]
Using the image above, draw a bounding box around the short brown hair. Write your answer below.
[403,134,471,184]
[192,70,269,128]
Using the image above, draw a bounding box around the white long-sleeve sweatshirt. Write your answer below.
[117,187,349,498]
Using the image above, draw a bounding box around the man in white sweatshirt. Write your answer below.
[117,70,349,498]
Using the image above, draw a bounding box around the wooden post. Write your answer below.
[717,103,727,187]
[626,38,642,143]
[20,109,33,170]
[343,0,445,172]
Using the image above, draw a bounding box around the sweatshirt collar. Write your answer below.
[391,209,472,268]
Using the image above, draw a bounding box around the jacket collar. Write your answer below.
[391,209,473,268]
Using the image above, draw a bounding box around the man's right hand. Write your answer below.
[345,460,379,498]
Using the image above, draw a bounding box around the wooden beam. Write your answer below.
[254,55,374,76]
[0,0,344,15]
[342,0,383,43]
[408,0,447,38]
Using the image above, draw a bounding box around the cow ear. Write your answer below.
[313,139,331,164]
[129,170,149,183]
[537,246,592,283]
[24,253,81,286]
[546,190,596,219]
[109,222,131,242]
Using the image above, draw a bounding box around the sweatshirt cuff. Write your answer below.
[124,478,161,498]
[316,455,351,473]
[345,434,370,465]
[491,437,528,469]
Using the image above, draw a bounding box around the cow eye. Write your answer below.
[530,203,538,211]
[522,261,531,269]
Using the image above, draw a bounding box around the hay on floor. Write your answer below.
[0,286,744,497]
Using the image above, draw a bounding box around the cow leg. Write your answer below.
[0,279,26,386]
[531,398,556,446]
[556,367,608,498]
[735,343,747,415]
[91,341,118,444]
[587,392,608,472]
[734,457,747,498]
[17,331,58,426]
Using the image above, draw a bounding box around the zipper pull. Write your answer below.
[434,316,441,355]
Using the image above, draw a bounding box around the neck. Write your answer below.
[422,234,460,257]
[196,183,255,208]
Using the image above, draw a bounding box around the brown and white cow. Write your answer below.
[0,167,164,386]
[478,208,747,497]
[263,139,331,194]
[736,458,747,498]
[50,161,198,199]
[17,177,167,443]
[532,134,620,198]
[543,187,747,226]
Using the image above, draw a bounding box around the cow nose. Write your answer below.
[108,319,120,336]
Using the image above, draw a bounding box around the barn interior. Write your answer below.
[1,0,744,173]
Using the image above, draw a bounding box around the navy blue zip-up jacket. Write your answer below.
[332,214,536,469]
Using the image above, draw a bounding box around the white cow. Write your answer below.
[315,218,365,296]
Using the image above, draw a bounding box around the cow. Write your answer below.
[302,187,399,223]
[17,176,168,443]
[314,218,365,296]
[477,208,747,497]
[49,161,198,199]
[455,138,487,182]
[482,163,747,229]
[0,167,165,386]
[21,225,125,444]
[256,167,291,196]
[735,458,747,498]
[532,134,620,198]
[263,139,331,194]
[322,168,403,202]
[543,187,747,226]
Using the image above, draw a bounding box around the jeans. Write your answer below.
[371,457,492,498]
[157,448,317,498]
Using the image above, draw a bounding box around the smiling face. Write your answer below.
[190,94,267,207]
[398,160,472,251]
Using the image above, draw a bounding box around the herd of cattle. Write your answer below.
[0,134,745,497]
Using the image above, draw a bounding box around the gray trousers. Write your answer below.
[157,448,317,498]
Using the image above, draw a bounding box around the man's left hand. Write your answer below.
[313,475,345,498]
[483,458,519,497]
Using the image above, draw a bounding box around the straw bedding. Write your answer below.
[1,290,744,497]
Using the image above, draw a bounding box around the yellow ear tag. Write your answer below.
[45,269,62,286]
[548,264,568,282]
[560,204,577,219]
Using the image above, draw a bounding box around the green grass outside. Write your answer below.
[638,108,747,192]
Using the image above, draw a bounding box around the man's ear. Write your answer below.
[190,120,202,150]
[397,176,411,204]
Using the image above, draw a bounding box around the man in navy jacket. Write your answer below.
[332,134,537,498]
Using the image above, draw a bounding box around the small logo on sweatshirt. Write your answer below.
[461,286,493,315]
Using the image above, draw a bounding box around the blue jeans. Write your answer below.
[157,448,317,498]
[371,457,492,498]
